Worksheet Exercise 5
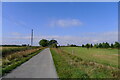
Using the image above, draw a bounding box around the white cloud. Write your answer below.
[50,19,82,27]
[11,32,21,36]
[2,31,118,46]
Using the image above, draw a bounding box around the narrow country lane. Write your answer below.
[3,48,58,78]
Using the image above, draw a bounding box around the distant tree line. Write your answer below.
[1,45,29,47]
[81,42,120,49]
[62,42,120,49]
[67,44,79,47]
[39,39,58,48]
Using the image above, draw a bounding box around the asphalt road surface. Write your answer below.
[4,48,58,78]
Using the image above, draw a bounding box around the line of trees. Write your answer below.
[39,39,58,48]
[39,39,120,49]
[1,44,30,47]
[82,42,120,49]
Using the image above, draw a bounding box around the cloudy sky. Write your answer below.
[2,2,118,46]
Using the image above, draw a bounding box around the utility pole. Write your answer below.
[31,29,33,46]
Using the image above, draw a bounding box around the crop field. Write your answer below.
[50,47,119,78]
[0,46,27,51]
[0,46,44,76]
[0,46,40,57]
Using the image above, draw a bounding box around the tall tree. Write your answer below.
[39,39,49,47]
[90,44,93,48]
[111,43,114,48]
[85,43,90,49]
[82,44,85,47]
[105,42,110,48]
[114,42,120,48]
[49,39,58,45]
[102,42,106,48]
[49,39,58,48]
[98,43,102,48]
[94,43,99,48]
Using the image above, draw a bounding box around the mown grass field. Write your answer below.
[50,47,119,78]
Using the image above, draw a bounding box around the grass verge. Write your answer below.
[50,48,89,79]
[50,48,119,79]
[2,48,44,76]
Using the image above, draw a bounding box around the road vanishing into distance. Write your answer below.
[4,48,58,78]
